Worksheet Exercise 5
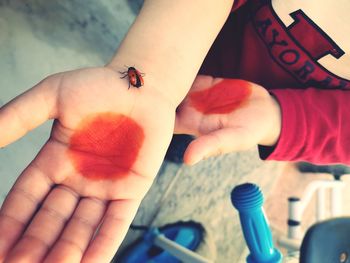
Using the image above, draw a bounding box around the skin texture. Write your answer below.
[0,67,175,263]
[189,79,252,114]
[175,75,281,165]
[68,113,144,180]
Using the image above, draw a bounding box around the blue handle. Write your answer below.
[231,183,282,263]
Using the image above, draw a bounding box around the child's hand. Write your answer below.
[0,67,175,262]
[175,75,281,165]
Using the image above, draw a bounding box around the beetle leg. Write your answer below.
[119,72,128,79]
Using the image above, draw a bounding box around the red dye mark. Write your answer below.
[68,113,144,180]
[189,79,252,114]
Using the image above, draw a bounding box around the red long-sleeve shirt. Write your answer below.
[200,0,350,164]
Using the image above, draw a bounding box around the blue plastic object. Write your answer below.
[119,221,204,263]
[231,183,282,263]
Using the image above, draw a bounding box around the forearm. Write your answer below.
[108,0,233,107]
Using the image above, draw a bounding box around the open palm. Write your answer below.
[175,75,281,165]
[0,67,175,262]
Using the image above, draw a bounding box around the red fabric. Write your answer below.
[265,88,350,164]
[200,0,350,164]
[231,0,248,12]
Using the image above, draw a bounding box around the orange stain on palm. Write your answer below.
[189,79,252,114]
[68,113,144,180]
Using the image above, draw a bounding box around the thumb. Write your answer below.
[174,113,194,135]
[0,76,59,147]
[183,127,255,165]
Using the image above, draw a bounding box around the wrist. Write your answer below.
[259,94,282,146]
[106,0,232,108]
[107,51,194,108]
[104,64,178,111]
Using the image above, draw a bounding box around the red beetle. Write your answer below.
[119,66,144,89]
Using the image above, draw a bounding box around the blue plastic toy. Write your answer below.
[231,183,283,263]
[118,221,205,263]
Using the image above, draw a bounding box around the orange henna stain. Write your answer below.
[68,113,144,180]
[189,79,252,114]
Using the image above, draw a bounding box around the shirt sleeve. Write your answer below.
[258,88,350,165]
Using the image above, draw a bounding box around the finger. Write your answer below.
[174,113,196,135]
[44,198,106,263]
[175,99,203,136]
[4,185,79,263]
[81,199,141,263]
[0,76,59,147]
[183,127,252,165]
[0,163,54,261]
